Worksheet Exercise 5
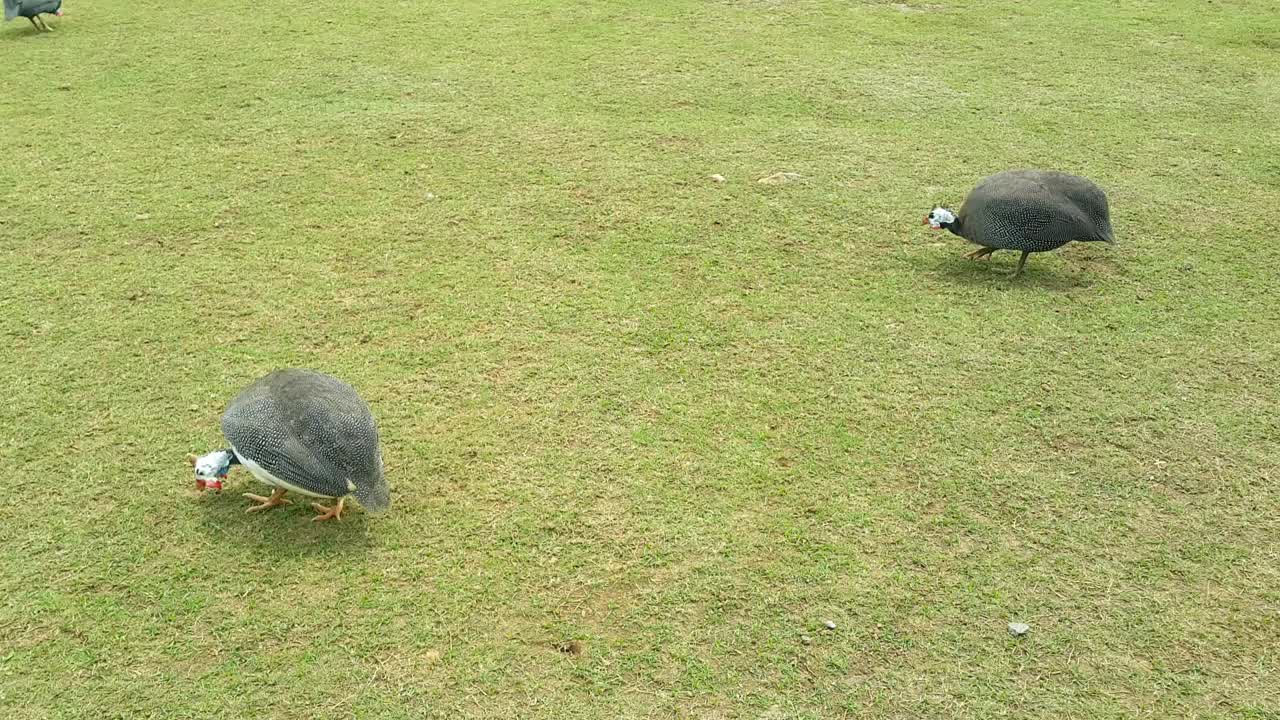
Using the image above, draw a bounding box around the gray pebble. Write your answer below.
[822,620,836,630]
[800,635,812,645]
[1007,622,1030,636]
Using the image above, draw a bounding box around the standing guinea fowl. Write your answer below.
[4,0,63,31]
[925,169,1114,277]
[190,369,390,521]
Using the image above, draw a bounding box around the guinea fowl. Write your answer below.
[924,169,1114,276]
[4,0,63,31]
[190,369,390,521]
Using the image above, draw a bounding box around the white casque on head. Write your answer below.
[927,207,956,229]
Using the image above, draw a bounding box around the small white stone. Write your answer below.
[800,634,812,645]
[822,620,837,630]
[424,192,436,200]
[1008,622,1030,636]
[709,174,726,183]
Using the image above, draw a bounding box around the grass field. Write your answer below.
[3,0,1279,717]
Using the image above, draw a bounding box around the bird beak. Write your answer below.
[55,9,63,15]
[921,217,930,226]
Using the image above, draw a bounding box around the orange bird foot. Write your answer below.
[311,497,346,522]
[243,489,291,513]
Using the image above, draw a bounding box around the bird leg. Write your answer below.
[311,497,346,522]
[28,16,41,29]
[243,488,291,513]
[1012,250,1030,277]
[36,15,52,31]
[964,247,996,261]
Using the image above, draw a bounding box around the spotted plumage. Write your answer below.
[198,369,389,520]
[926,170,1114,276]
[4,0,63,31]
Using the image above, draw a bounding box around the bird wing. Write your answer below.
[962,174,1095,248]
[1050,176,1113,242]
[292,395,388,512]
[967,197,1058,248]
[222,392,354,498]
[288,391,383,484]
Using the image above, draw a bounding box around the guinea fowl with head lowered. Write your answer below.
[925,170,1114,277]
[4,0,63,31]
[190,369,390,522]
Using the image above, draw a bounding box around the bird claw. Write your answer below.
[311,499,345,522]
[242,492,291,512]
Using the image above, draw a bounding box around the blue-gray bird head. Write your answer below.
[188,450,234,491]
[923,206,956,230]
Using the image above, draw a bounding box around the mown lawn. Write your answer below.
[2,0,1278,717]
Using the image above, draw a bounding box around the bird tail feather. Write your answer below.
[356,479,391,514]
[354,455,391,514]
[4,0,19,22]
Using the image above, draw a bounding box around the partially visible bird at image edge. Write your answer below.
[4,0,64,31]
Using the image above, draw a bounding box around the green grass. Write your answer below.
[3,0,1279,717]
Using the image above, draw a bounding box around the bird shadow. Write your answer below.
[909,248,1099,292]
[188,479,375,560]
[1,25,64,40]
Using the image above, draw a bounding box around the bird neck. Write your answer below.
[943,218,964,237]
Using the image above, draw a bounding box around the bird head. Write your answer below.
[187,450,234,492]
[923,207,955,230]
